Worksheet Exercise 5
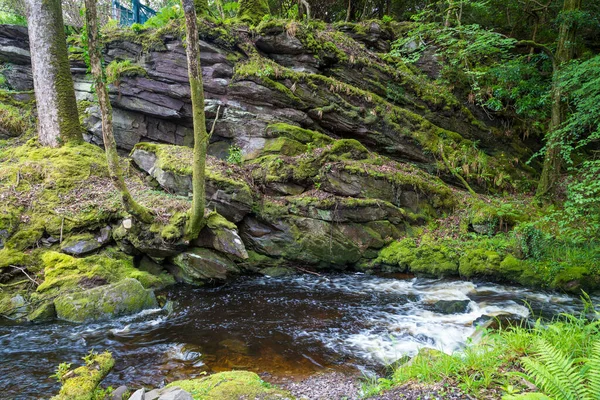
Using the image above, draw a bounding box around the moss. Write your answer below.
[0,99,34,137]
[52,351,114,400]
[237,0,270,25]
[376,239,458,277]
[266,123,333,146]
[46,0,82,145]
[54,277,157,323]
[5,228,44,251]
[206,211,237,230]
[0,140,121,240]
[459,248,525,281]
[37,250,173,297]
[166,371,291,399]
[262,137,306,156]
[0,248,35,269]
[27,300,56,322]
[157,212,187,241]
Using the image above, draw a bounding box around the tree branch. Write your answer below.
[516,40,556,69]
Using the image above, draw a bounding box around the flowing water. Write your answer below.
[0,273,592,399]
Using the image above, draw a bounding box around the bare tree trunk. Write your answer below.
[24,0,80,147]
[182,0,209,239]
[346,0,353,21]
[300,0,311,20]
[536,0,582,197]
[84,0,153,224]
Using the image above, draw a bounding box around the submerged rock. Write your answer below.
[431,300,471,314]
[54,278,157,323]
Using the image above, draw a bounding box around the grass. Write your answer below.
[362,303,600,399]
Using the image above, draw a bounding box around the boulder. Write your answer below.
[194,215,248,259]
[26,300,56,323]
[171,248,240,285]
[431,300,471,314]
[60,226,112,256]
[54,278,158,323]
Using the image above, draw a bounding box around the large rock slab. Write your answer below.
[54,278,157,323]
[171,248,240,285]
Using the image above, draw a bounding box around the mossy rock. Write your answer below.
[376,239,458,277]
[262,137,307,157]
[37,250,174,297]
[266,123,333,146]
[52,351,114,400]
[54,278,157,323]
[166,371,293,400]
[459,249,525,281]
[27,300,56,323]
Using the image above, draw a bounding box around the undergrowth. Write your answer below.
[362,304,600,399]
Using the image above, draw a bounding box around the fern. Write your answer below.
[518,339,600,400]
[585,341,600,398]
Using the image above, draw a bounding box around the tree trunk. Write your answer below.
[346,0,354,21]
[84,0,153,224]
[536,0,582,197]
[24,0,80,147]
[182,0,209,239]
[194,0,209,16]
[237,0,271,24]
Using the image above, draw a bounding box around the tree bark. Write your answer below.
[84,0,153,224]
[182,0,209,239]
[24,0,81,147]
[536,0,582,197]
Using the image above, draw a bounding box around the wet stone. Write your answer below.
[431,300,471,314]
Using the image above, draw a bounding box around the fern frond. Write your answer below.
[521,338,588,400]
[585,341,600,399]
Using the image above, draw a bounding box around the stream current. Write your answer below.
[0,273,591,398]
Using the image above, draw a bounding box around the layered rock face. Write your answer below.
[0,20,536,323]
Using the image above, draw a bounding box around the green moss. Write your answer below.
[266,123,332,146]
[167,371,291,399]
[37,250,173,297]
[206,211,237,230]
[5,228,44,251]
[458,248,525,281]
[0,99,34,137]
[237,0,270,25]
[52,351,114,400]
[262,137,306,156]
[53,277,157,323]
[376,238,459,277]
[0,141,121,240]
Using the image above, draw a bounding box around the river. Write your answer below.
[0,273,591,398]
